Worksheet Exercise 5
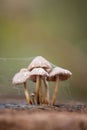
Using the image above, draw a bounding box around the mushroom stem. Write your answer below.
[36,75,40,104]
[51,76,59,106]
[39,78,43,105]
[24,82,32,105]
[30,92,36,104]
[32,97,36,104]
[43,77,49,105]
[32,96,36,104]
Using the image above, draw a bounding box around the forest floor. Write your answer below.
[0,99,87,130]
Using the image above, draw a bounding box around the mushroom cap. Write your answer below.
[27,56,52,72]
[20,68,28,73]
[30,92,36,97]
[12,69,30,85]
[29,68,49,82]
[48,67,72,81]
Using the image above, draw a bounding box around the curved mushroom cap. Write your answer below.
[29,68,49,82]
[28,56,52,72]
[12,69,30,85]
[20,68,28,73]
[30,92,36,97]
[48,67,72,81]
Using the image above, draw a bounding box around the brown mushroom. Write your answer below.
[30,92,36,104]
[48,67,72,106]
[12,68,32,104]
[29,68,49,105]
[27,56,52,105]
[27,56,52,72]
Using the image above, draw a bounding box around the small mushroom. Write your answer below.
[27,56,52,72]
[27,56,52,105]
[29,68,49,105]
[48,67,72,106]
[12,68,32,104]
[30,92,36,104]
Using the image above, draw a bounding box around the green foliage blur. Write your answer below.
[0,0,87,102]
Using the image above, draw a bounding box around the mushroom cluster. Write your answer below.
[12,56,72,106]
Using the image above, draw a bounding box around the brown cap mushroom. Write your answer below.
[48,67,72,106]
[12,68,32,104]
[48,67,72,81]
[29,67,49,81]
[27,56,52,72]
[29,68,49,105]
[30,92,36,104]
[12,68,30,85]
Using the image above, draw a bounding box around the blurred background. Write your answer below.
[0,0,87,103]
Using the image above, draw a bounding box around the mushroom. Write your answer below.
[27,56,52,72]
[29,68,49,105]
[48,67,72,106]
[30,92,36,104]
[27,56,52,105]
[12,68,32,104]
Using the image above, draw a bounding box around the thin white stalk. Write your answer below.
[39,78,43,105]
[51,76,59,106]
[32,97,36,104]
[30,92,36,104]
[24,82,32,104]
[43,77,50,105]
[36,75,40,104]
